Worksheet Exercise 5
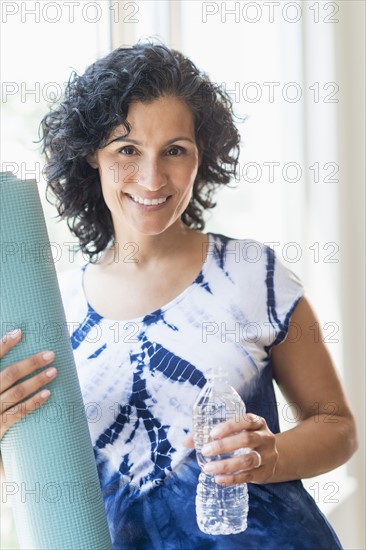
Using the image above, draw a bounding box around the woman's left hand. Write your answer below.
[183,413,278,485]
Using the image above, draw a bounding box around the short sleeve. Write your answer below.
[262,244,304,348]
[223,237,305,352]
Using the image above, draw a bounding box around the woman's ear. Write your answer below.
[86,153,99,169]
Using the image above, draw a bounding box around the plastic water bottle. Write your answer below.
[192,369,249,535]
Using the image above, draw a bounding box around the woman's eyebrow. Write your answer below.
[106,136,196,146]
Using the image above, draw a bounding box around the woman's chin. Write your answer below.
[121,221,175,238]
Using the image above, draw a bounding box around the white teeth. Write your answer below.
[129,194,167,206]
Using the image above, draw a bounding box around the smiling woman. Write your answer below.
[82,95,209,321]
[0,40,357,550]
[86,97,201,239]
[40,42,240,260]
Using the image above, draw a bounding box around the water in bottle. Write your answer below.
[192,369,249,535]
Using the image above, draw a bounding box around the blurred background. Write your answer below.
[1,1,364,548]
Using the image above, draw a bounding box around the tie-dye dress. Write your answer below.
[58,232,342,549]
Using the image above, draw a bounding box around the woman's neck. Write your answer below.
[102,222,204,269]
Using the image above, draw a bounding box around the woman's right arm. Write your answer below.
[0,329,58,441]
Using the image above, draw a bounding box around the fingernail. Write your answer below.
[210,427,222,438]
[202,444,213,455]
[42,351,54,361]
[8,329,21,339]
[40,389,51,399]
[214,476,229,485]
[45,367,57,378]
[203,463,216,473]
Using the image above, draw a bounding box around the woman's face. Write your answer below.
[87,95,201,238]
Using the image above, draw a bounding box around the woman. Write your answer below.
[0,42,357,549]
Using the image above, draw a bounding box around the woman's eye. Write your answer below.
[166,146,185,156]
[118,146,136,155]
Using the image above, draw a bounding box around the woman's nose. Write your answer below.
[138,158,167,191]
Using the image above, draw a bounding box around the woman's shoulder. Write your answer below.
[207,232,304,346]
[206,231,304,300]
[207,232,277,268]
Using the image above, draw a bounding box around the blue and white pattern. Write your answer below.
[58,233,342,549]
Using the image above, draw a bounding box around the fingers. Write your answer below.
[202,447,277,485]
[209,413,264,439]
[199,414,278,485]
[0,389,52,440]
[1,329,55,389]
[201,424,263,457]
[183,415,266,451]
[0,350,56,394]
[0,329,57,440]
[203,450,259,476]
[0,328,22,359]
[1,361,57,411]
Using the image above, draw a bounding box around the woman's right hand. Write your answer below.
[0,329,58,441]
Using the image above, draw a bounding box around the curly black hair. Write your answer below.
[40,39,242,260]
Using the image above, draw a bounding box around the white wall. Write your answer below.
[328,2,365,547]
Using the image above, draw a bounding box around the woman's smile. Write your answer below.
[127,193,170,205]
[125,192,172,210]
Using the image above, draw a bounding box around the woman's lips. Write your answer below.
[125,193,172,210]
[128,193,169,206]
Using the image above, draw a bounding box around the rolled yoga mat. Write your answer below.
[0,172,113,549]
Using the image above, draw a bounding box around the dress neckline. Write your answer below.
[80,232,215,324]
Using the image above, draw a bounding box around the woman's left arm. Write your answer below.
[267,295,357,482]
[195,296,358,485]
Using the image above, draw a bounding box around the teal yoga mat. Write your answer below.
[0,172,113,549]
